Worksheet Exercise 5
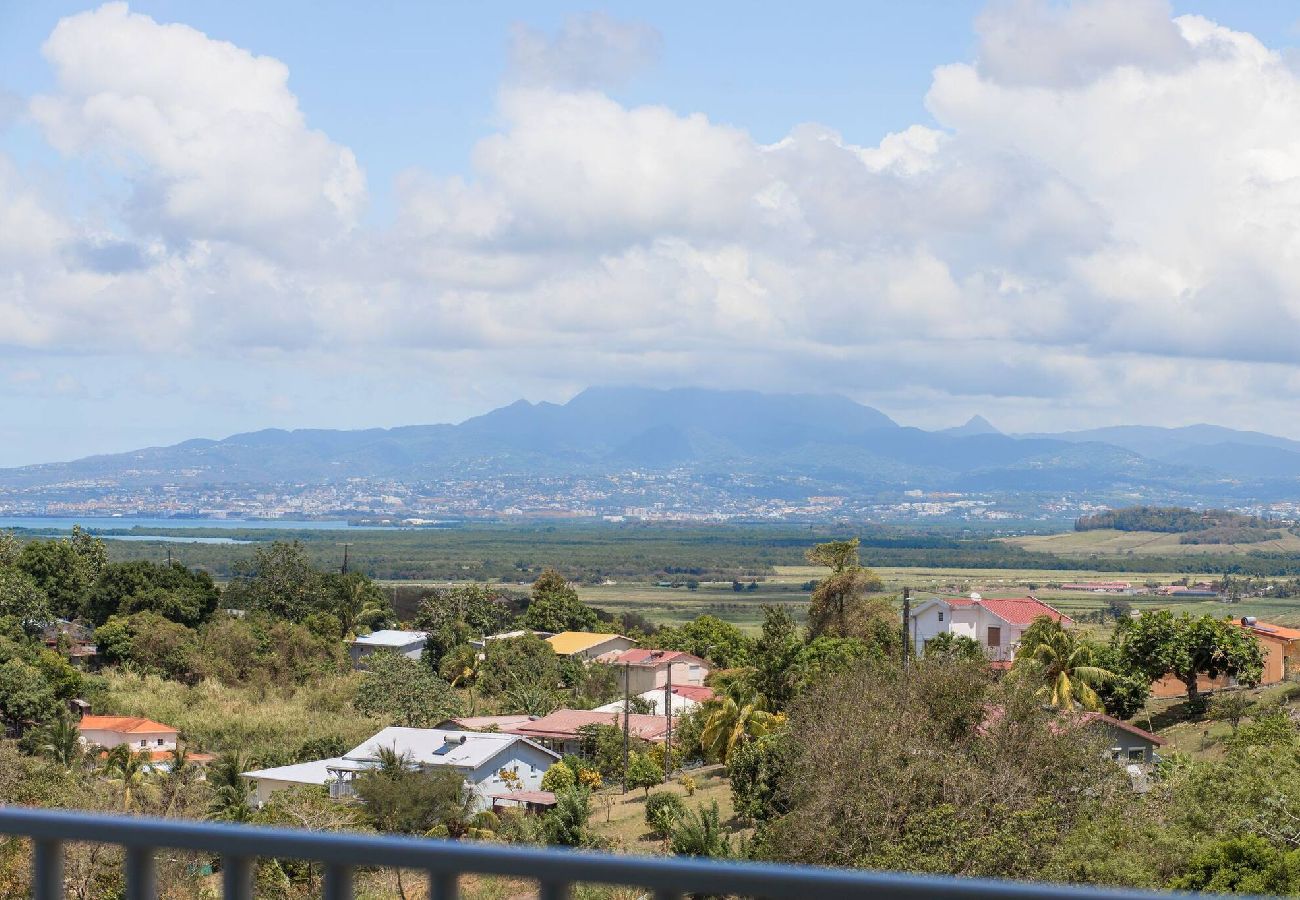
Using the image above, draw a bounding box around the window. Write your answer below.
[987,626,1001,648]
[139,739,147,747]
[1128,748,1145,762]
[938,611,944,622]
[157,739,165,746]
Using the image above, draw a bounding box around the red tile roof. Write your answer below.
[505,710,670,742]
[960,596,1072,627]
[79,716,177,735]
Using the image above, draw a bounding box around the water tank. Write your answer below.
[970,592,982,601]
[1242,616,1257,627]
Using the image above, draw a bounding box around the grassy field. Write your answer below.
[1003,528,1300,557]
[587,764,744,853]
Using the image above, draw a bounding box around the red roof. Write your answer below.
[490,790,558,806]
[947,596,1071,627]
[505,710,670,742]
[79,716,177,735]
[670,685,715,702]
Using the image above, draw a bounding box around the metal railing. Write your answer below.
[0,805,1177,900]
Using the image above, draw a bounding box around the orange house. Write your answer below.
[1150,618,1300,699]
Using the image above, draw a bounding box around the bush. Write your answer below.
[541,761,575,793]
[645,791,686,836]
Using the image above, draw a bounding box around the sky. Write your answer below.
[4,1,1300,466]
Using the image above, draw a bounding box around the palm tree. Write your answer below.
[1015,618,1113,712]
[38,717,84,772]
[503,674,560,717]
[206,750,255,822]
[700,696,775,764]
[669,800,732,859]
[160,745,197,815]
[104,744,153,811]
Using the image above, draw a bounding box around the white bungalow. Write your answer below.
[909,593,1072,664]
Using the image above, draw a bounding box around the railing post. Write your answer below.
[427,870,458,900]
[124,845,156,900]
[539,880,569,900]
[32,838,63,900]
[222,854,253,900]
[323,862,354,900]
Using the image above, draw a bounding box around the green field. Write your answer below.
[1003,528,1300,557]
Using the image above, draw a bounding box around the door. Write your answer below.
[987,626,1001,649]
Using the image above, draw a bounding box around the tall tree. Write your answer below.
[353,651,461,727]
[700,695,776,764]
[1117,611,1264,710]
[230,541,327,622]
[1013,617,1114,712]
[803,538,887,640]
[522,569,598,633]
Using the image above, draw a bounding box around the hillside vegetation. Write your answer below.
[1075,505,1284,545]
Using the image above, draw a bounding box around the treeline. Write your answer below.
[1075,505,1272,534]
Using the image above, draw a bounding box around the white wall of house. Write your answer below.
[463,742,557,810]
[79,728,177,752]
[912,602,1023,662]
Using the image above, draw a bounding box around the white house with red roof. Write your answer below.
[909,593,1072,663]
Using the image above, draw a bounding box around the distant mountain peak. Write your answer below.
[944,415,1001,437]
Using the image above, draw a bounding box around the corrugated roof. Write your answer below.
[611,648,707,667]
[79,716,177,735]
[345,727,559,769]
[545,632,630,655]
[1239,620,1300,641]
[1077,712,1166,747]
[353,629,428,647]
[241,757,349,785]
[506,709,670,742]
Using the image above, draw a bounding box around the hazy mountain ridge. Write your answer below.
[3,387,1298,499]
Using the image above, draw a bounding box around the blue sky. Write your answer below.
[4,1,1300,466]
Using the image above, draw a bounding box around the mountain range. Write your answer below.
[6,386,1300,501]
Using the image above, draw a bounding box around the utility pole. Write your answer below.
[165,546,173,568]
[622,662,631,794]
[902,587,911,672]
[664,662,673,777]
[340,543,352,575]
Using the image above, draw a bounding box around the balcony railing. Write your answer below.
[0,805,1178,900]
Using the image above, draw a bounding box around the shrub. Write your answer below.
[541,761,575,793]
[677,774,697,796]
[645,791,686,836]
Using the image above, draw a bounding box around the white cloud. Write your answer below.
[509,13,662,90]
[30,2,364,253]
[10,1,1300,435]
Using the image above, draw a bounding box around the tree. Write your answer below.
[355,764,472,836]
[1168,836,1300,894]
[923,632,985,662]
[1012,617,1113,712]
[322,572,391,638]
[16,538,92,619]
[0,658,59,731]
[646,790,686,838]
[104,745,153,811]
[1210,692,1254,735]
[540,761,576,793]
[478,633,560,696]
[654,615,756,669]
[207,751,256,823]
[758,657,1124,879]
[229,541,328,622]
[626,750,663,796]
[37,716,84,772]
[700,695,776,764]
[353,651,461,727]
[751,606,802,710]
[670,801,733,858]
[95,612,198,682]
[522,569,597,633]
[543,786,592,847]
[803,539,887,640]
[86,560,219,627]
[1117,612,1264,710]
[0,568,51,635]
[501,673,561,717]
[416,583,512,638]
[727,730,788,823]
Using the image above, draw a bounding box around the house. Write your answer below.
[597,649,710,695]
[349,629,428,666]
[1150,617,1300,699]
[545,631,637,660]
[909,594,1072,663]
[241,727,559,810]
[594,685,715,717]
[504,709,670,756]
[1079,712,1165,764]
[41,619,98,668]
[78,716,179,754]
